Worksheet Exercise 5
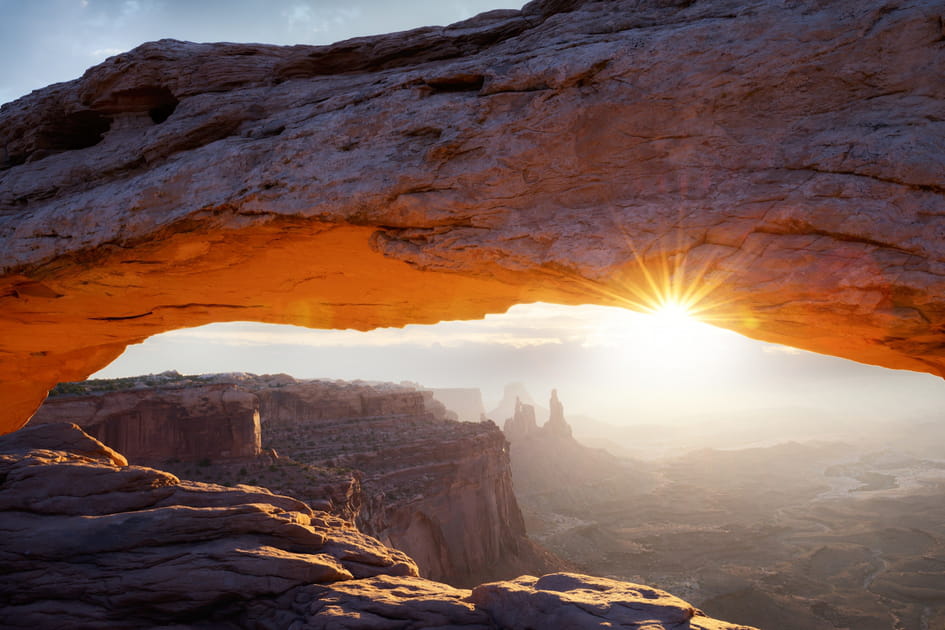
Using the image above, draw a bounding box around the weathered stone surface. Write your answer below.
[1,0,944,433]
[250,375,561,586]
[0,422,753,629]
[469,573,757,629]
[30,382,261,463]
[28,373,562,586]
[0,422,417,628]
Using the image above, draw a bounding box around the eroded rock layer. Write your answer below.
[30,372,559,586]
[0,422,756,629]
[1,0,944,432]
[0,423,417,628]
[29,380,261,462]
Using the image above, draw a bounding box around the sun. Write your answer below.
[650,300,695,325]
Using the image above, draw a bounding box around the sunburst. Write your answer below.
[559,206,754,331]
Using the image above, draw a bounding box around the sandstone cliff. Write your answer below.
[31,373,560,586]
[0,422,756,629]
[30,380,260,463]
[249,377,560,587]
[1,0,944,433]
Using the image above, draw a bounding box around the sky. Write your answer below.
[0,0,523,105]
[4,1,945,429]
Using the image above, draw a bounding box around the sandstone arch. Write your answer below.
[1,0,944,434]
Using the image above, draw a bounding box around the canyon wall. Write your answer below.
[251,377,559,586]
[0,423,754,629]
[30,382,260,463]
[30,373,558,586]
[2,0,945,433]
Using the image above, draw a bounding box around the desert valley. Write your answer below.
[4,370,942,628]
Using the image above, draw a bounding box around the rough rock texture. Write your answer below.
[29,382,261,463]
[0,422,417,628]
[470,573,756,630]
[0,422,756,629]
[252,376,560,586]
[2,0,945,432]
[28,373,560,586]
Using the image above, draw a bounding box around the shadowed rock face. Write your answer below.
[256,379,557,586]
[29,383,261,462]
[0,423,417,628]
[28,373,561,586]
[0,422,756,629]
[0,0,944,432]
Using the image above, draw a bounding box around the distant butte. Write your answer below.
[1,0,944,436]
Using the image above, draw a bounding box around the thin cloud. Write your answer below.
[89,47,124,57]
[762,345,803,356]
[158,303,623,350]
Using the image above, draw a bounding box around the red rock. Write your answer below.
[1,0,944,433]
[29,374,562,586]
[0,422,755,629]
[0,422,417,628]
[30,383,261,463]
[469,572,758,630]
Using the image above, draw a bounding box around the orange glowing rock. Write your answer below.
[2,0,944,436]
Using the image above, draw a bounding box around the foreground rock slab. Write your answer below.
[0,423,755,629]
[470,573,754,630]
[0,423,416,628]
[1,0,945,432]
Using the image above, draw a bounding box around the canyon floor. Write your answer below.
[517,431,945,630]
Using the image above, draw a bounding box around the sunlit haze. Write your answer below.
[94,303,945,431]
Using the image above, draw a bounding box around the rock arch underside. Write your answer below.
[1,0,944,435]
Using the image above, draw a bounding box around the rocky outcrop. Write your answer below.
[29,373,559,586]
[29,382,261,463]
[0,424,752,630]
[0,422,416,628]
[504,390,648,513]
[2,0,945,433]
[546,388,572,439]
[0,421,756,628]
[503,396,541,443]
[252,377,560,586]
[469,573,755,630]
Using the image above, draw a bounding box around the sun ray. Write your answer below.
[539,202,764,339]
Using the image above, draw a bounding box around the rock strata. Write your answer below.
[248,376,560,586]
[0,422,415,628]
[0,421,757,629]
[30,381,261,463]
[30,373,561,586]
[2,0,945,433]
